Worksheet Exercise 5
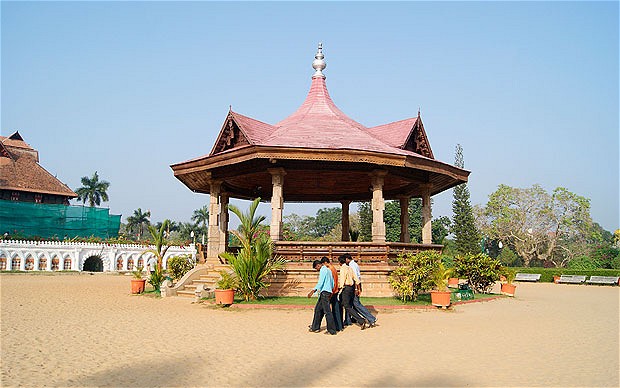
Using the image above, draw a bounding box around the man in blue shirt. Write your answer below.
[307,260,337,335]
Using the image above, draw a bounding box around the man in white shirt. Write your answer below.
[343,253,377,327]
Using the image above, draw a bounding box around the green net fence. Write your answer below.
[0,200,121,239]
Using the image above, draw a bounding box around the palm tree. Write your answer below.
[126,208,151,240]
[144,219,171,292]
[220,198,285,301]
[191,205,209,232]
[75,171,110,207]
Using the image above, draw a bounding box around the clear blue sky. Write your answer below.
[2,1,618,232]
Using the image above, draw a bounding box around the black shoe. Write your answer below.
[361,321,367,330]
[308,328,320,333]
[325,331,337,335]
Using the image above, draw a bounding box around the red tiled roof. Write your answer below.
[0,134,77,198]
[366,118,419,149]
[219,76,425,158]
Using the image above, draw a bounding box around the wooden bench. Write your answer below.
[585,276,619,286]
[558,275,586,284]
[514,273,541,282]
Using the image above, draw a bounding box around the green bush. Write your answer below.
[388,250,441,302]
[167,254,195,280]
[567,255,602,270]
[512,267,620,282]
[148,269,165,292]
[497,247,521,267]
[454,253,502,293]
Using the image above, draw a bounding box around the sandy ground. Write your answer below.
[1,273,618,387]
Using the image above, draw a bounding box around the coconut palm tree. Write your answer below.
[220,198,285,301]
[126,208,151,240]
[191,205,209,233]
[75,171,110,207]
[144,219,171,292]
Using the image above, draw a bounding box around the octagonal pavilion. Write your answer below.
[171,44,469,263]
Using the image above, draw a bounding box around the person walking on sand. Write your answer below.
[338,255,367,330]
[307,260,337,335]
[146,256,157,275]
[321,256,343,331]
[342,253,377,327]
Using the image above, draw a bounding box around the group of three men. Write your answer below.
[307,253,377,335]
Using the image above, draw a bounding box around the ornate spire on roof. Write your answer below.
[312,42,326,79]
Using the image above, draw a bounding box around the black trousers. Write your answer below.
[311,291,337,334]
[341,285,367,325]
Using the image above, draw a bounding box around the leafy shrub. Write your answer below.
[497,247,521,267]
[388,250,441,302]
[148,269,165,292]
[567,255,602,270]
[216,270,238,290]
[454,253,502,293]
[167,254,195,280]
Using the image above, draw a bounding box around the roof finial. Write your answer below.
[418,107,421,117]
[312,42,326,78]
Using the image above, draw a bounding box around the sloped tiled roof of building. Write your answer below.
[0,132,77,198]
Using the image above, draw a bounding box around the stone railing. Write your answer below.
[274,241,443,265]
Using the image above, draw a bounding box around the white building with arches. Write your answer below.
[0,240,195,272]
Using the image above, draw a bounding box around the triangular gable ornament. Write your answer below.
[403,116,434,159]
[210,113,251,155]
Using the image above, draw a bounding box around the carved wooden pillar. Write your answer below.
[269,168,286,241]
[398,195,411,243]
[341,200,351,241]
[421,184,432,245]
[370,170,387,243]
[207,180,222,261]
[218,192,229,255]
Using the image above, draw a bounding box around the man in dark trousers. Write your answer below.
[307,260,337,335]
[321,256,343,331]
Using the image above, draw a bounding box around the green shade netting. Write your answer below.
[0,199,120,239]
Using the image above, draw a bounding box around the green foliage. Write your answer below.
[349,229,360,242]
[432,216,452,244]
[388,250,442,302]
[75,171,110,207]
[432,262,452,292]
[132,266,144,279]
[452,144,481,255]
[220,198,286,300]
[216,270,238,290]
[502,267,516,284]
[567,255,602,270]
[148,269,165,292]
[126,208,151,240]
[497,247,521,267]
[167,254,194,280]
[357,201,373,242]
[313,207,342,237]
[454,253,502,293]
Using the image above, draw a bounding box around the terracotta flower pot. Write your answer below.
[553,276,560,284]
[215,289,235,305]
[501,283,516,297]
[430,290,452,308]
[448,278,459,288]
[131,279,146,294]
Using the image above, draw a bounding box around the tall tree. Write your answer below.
[312,207,342,237]
[478,184,593,267]
[191,205,209,233]
[452,144,480,255]
[126,208,151,240]
[75,171,110,207]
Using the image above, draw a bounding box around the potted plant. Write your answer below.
[430,262,452,308]
[131,267,146,294]
[448,276,459,288]
[215,270,237,305]
[500,268,517,297]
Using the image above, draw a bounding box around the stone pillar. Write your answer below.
[46,255,52,271]
[207,180,222,261]
[370,170,387,243]
[218,193,229,255]
[398,196,411,243]
[268,168,286,241]
[421,184,433,245]
[341,200,351,241]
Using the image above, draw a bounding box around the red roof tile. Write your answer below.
[366,118,419,148]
